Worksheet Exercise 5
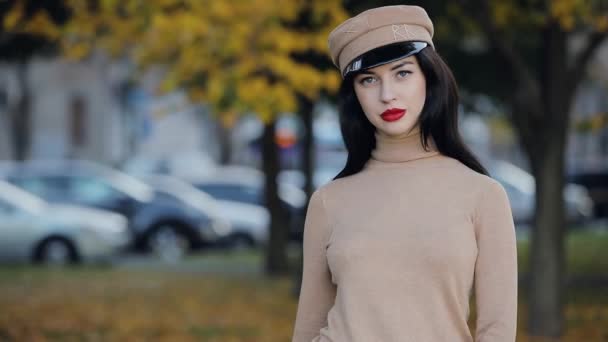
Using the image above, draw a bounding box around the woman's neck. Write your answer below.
[370,127,440,163]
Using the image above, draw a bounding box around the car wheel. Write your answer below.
[230,233,255,251]
[147,224,190,262]
[35,238,79,266]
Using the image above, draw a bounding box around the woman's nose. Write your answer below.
[380,81,397,103]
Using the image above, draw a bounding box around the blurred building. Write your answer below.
[128,90,218,160]
[0,57,221,167]
[0,55,127,164]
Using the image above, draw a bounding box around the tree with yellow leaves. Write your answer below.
[53,0,348,275]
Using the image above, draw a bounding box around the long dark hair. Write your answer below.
[334,47,488,179]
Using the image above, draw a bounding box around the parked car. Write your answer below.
[183,166,307,242]
[0,160,231,261]
[487,160,594,226]
[567,170,608,219]
[140,174,268,248]
[0,180,129,265]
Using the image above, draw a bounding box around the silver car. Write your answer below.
[487,160,594,226]
[139,174,266,249]
[0,181,130,265]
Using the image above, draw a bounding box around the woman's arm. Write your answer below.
[473,179,518,341]
[292,188,336,342]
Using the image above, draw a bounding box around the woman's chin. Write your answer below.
[376,123,416,138]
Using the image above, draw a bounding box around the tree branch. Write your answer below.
[458,0,538,90]
[456,0,543,123]
[569,31,608,88]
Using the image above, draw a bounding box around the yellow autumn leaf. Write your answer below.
[596,15,608,31]
[23,11,61,39]
[41,0,348,121]
[3,2,24,30]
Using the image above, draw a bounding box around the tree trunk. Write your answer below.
[217,121,232,165]
[11,62,30,161]
[526,23,571,337]
[500,21,577,337]
[263,119,289,276]
[292,96,315,296]
[527,134,567,337]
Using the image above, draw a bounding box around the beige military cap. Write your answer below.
[328,5,435,78]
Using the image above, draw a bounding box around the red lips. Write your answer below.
[380,108,406,122]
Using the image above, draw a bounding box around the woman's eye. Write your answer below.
[397,70,411,78]
[359,76,376,85]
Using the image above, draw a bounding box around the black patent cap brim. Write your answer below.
[342,41,429,78]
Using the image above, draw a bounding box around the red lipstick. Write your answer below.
[380,108,406,122]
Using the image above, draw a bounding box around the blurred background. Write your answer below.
[0,0,606,341]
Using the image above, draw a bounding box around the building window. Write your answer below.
[70,95,87,147]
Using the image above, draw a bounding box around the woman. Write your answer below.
[292,5,517,342]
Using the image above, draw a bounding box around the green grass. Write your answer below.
[517,229,608,275]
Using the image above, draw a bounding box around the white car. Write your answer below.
[139,174,268,248]
[213,199,270,248]
[0,181,130,265]
[187,165,307,209]
[487,160,594,226]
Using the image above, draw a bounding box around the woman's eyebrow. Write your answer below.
[390,61,413,70]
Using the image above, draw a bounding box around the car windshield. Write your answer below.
[195,183,261,206]
[143,175,219,213]
[95,167,155,202]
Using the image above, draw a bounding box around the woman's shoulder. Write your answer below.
[308,171,367,206]
[439,156,507,195]
[312,175,351,198]
[457,165,509,209]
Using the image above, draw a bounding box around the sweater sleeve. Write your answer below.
[473,180,518,342]
[292,188,336,342]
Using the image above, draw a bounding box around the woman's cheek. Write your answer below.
[355,90,378,126]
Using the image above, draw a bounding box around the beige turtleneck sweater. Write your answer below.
[292,128,518,342]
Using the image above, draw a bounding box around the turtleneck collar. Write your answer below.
[370,127,440,163]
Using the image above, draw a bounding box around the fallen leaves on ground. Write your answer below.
[0,266,606,341]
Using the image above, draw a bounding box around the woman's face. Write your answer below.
[353,55,426,139]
